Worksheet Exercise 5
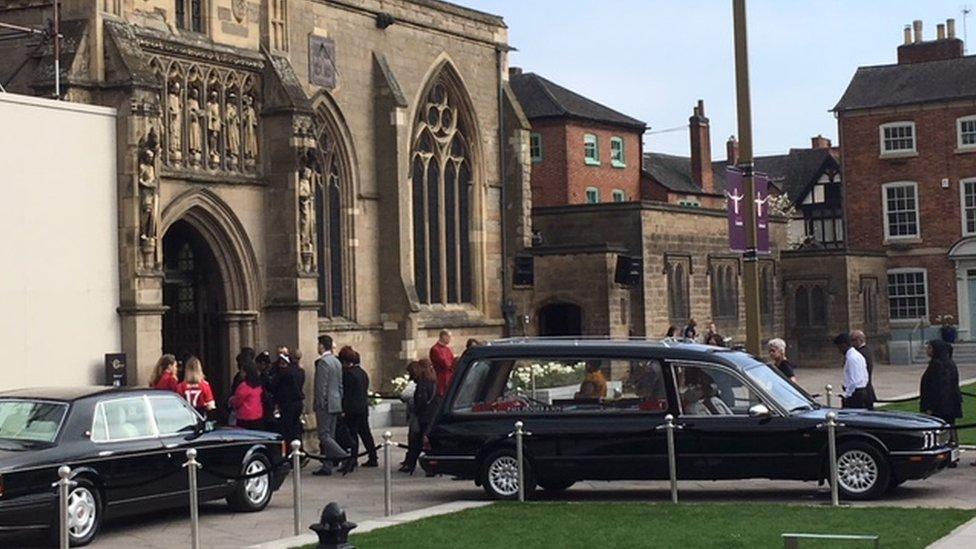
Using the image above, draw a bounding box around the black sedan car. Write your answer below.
[420,339,953,501]
[0,387,289,546]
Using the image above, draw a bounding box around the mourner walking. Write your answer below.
[834,333,870,409]
[269,347,305,446]
[314,335,346,476]
[402,359,438,474]
[920,340,963,455]
[338,346,378,473]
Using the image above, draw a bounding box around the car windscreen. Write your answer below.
[720,352,817,413]
[0,399,68,444]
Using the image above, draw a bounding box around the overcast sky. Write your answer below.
[460,0,974,158]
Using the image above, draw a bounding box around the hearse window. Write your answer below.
[0,400,67,444]
[150,395,199,435]
[672,363,759,416]
[92,397,157,442]
[452,357,668,414]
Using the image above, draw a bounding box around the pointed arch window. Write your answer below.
[411,76,473,305]
[314,117,352,319]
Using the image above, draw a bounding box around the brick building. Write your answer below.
[836,18,976,355]
[508,75,788,341]
[508,69,646,206]
[0,0,531,393]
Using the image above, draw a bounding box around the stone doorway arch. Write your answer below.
[159,189,260,406]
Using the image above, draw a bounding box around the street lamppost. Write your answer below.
[732,0,762,356]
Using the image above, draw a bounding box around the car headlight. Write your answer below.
[937,429,951,446]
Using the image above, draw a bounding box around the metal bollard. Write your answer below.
[383,431,393,517]
[55,465,74,549]
[290,440,303,536]
[514,421,526,502]
[184,449,201,549]
[655,414,680,503]
[825,384,833,408]
[825,411,840,507]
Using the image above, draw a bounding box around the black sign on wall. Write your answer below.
[104,353,127,387]
[309,35,337,89]
[614,255,643,287]
[514,256,534,286]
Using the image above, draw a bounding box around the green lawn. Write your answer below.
[332,503,974,549]
[878,383,976,445]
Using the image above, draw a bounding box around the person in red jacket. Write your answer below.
[149,354,179,392]
[177,356,216,417]
[429,330,455,397]
[230,360,265,429]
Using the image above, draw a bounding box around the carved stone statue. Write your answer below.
[298,148,318,273]
[206,90,222,168]
[138,126,161,268]
[187,88,203,167]
[226,91,241,169]
[167,80,182,164]
[242,93,258,168]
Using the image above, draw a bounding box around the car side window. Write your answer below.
[451,357,668,414]
[150,395,199,435]
[92,396,157,442]
[672,363,759,416]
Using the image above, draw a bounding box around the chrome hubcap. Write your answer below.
[67,487,96,539]
[837,449,878,493]
[243,460,269,505]
[488,456,519,497]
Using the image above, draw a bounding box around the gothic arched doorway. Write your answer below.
[162,220,228,402]
[538,302,583,337]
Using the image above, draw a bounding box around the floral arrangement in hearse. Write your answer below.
[936,314,957,343]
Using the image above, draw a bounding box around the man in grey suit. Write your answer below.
[313,335,344,476]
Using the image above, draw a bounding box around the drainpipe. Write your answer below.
[497,45,515,335]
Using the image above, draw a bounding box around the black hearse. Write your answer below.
[420,339,953,500]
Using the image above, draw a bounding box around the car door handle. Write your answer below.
[98,450,114,457]
[164,442,179,449]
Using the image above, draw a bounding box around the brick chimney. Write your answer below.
[897,19,964,64]
[811,135,832,149]
[726,135,739,165]
[509,66,523,78]
[689,99,713,194]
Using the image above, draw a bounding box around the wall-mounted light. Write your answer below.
[376,12,395,29]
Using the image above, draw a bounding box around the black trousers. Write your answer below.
[404,419,428,470]
[343,412,378,464]
[842,388,871,409]
[278,402,304,444]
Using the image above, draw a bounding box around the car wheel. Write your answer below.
[227,453,273,512]
[479,449,535,500]
[834,441,890,501]
[49,477,101,547]
[538,478,575,492]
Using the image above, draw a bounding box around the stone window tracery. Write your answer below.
[271,0,289,52]
[410,76,474,305]
[314,128,347,319]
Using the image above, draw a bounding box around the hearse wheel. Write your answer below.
[227,453,273,511]
[479,448,535,500]
[48,477,102,547]
[538,478,575,492]
[835,441,889,501]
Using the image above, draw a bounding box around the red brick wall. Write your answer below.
[529,119,642,207]
[842,104,976,322]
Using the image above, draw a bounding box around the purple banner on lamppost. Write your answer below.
[726,167,747,252]
[726,168,771,254]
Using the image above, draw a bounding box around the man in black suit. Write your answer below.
[338,346,378,473]
[851,330,877,410]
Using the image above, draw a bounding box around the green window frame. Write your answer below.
[585,187,601,204]
[530,133,543,163]
[584,134,600,165]
[610,136,626,168]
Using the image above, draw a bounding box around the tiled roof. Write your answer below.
[643,148,838,203]
[834,55,976,111]
[509,72,646,129]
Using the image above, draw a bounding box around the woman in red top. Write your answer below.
[149,354,179,392]
[177,356,216,417]
[230,361,265,430]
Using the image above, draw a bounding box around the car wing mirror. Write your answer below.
[204,420,217,433]
[748,403,771,418]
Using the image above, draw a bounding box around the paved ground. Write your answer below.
[5,362,976,548]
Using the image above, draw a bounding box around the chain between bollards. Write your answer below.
[825,384,833,408]
[656,414,682,503]
[183,448,201,549]
[383,431,393,517]
[54,465,75,549]
[289,440,303,536]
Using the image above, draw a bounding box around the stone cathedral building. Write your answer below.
[0,0,531,398]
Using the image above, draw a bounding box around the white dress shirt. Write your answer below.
[842,347,869,397]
